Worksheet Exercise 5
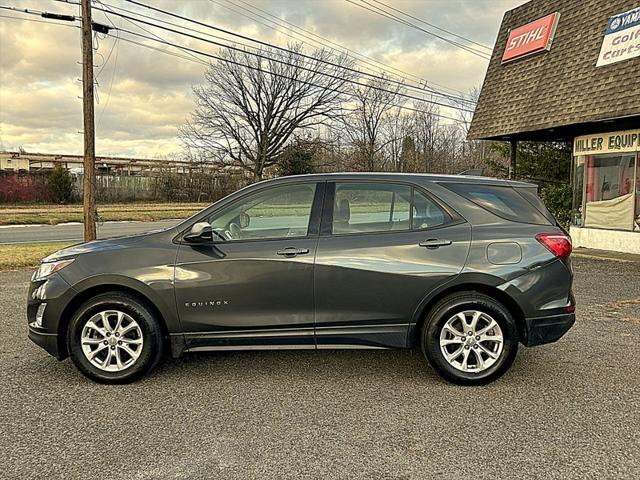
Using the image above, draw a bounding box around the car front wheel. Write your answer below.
[421,292,518,385]
[67,292,164,383]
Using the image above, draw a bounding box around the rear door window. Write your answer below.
[443,183,550,225]
[412,189,451,229]
[332,183,411,234]
[330,183,454,234]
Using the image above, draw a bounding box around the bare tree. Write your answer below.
[342,77,402,171]
[413,101,440,173]
[181,44,355,181]
[382,107,416,172]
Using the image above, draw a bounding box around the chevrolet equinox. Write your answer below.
[27,173,575,385]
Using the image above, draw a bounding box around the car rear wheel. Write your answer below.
[67,292,163,383]
[421,292,518,385]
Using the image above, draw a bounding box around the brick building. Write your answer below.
[469,0,640,253]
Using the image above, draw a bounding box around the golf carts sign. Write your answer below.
[502,12,560,64]
[597,6,640,67]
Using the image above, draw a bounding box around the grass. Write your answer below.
[1,201,410,224]
[0,203,207,225]
[0,242,74,270]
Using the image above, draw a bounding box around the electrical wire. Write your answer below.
[0,11,77,27]
[52,0,478,100]
[110,27,465,123]
[2,2,468,122]
[227,0,477,98]
[211,0,474,105]
[118,0,476,110]
[94,0,121,128]
[370,0,492,51]
[345,0,491,59]
[92,4,474,112]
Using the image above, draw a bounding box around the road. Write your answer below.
[0,219,181,244]
[1,256,639,479]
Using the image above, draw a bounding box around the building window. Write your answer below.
[573,156,585,227]
[574,153,637,231]
[636,155,640,232]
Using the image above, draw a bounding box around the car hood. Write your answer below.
[43,232,155,262]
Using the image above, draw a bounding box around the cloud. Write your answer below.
[0,0,526,157]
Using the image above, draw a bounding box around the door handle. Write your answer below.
[419,239,452,249]
[276,247,310,257]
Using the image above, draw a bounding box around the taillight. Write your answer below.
[536,233,572,258]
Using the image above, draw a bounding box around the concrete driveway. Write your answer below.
[1,255,639,479]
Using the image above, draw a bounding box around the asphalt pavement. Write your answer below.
[1,256,639,479]
[0,219,181,244]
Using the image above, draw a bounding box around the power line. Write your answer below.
[99,1,474,112]
[0,11,77,27]
[107,0,471,106]
[345,0,491,60]
[118,0,476,107]
[51,0,479,101]
[2,2,468,122]
[213,0,475,105]
[229,0,472,98]
[370,0,492,51]
[109,26,465,124]
[117,0,476,102]
[94,1,121,128]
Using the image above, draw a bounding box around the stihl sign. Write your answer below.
[502,12,560,64]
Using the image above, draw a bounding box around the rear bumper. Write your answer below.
[28,324,61,359]
[524,312,575,347]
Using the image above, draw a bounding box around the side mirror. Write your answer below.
[183,222,213,243]
[239,211,250,229]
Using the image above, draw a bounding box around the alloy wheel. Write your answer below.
[80,310,144,372]
[439,310,503,373]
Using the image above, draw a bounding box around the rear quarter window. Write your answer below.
[443,183,551,225]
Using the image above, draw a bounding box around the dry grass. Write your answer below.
[0,203,207,225]
[0,242,74,270]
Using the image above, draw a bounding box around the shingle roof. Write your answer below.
[468,0,640,140]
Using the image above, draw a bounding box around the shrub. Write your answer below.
[540,183,572,228]
[48,165,75,204]
[278,140,317,176]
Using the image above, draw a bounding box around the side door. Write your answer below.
[314,181,471,349]
[174,181,324,350]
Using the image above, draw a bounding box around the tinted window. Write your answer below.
[208,183,316,240]
[515,187,556,224]
[444,183,550,225]
[412,189,450,229]
[332,183,411,234]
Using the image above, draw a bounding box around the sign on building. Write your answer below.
[573,129,640,156]
[597,6,640,67]
[501,12,560,64]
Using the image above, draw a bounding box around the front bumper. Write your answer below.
[28,324,61,359]
[524,312,575,347]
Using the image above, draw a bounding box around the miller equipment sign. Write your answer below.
[502,12,560,64]
[597,6,640,67]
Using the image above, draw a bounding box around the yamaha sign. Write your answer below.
[597,6,640,67]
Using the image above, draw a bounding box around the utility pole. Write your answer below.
[81,0,97,241]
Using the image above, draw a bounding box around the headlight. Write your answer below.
[32,259,75,281]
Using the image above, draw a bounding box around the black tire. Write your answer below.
[67,292,164,384]
[421,292,518,385]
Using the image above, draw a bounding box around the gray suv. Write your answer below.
[27,173,575,385]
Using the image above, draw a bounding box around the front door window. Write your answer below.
[208,183,317,241]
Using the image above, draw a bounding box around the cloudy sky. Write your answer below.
[0,0,526,158]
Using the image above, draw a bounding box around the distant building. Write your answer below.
[0,151,227,175]
[469,0,640,254]
[0,154,29,172]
